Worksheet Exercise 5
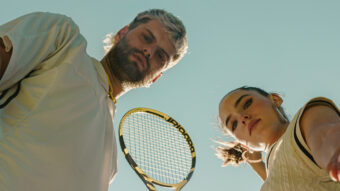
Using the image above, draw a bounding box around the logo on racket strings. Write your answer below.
[166,117,195,153]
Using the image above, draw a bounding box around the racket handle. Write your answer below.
[146,182,156,191]
[174,180,187,191]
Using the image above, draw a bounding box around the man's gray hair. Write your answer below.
[104,9,188,70]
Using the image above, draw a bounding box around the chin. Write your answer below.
[121,78,151,90]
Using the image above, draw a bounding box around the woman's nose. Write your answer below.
[240,114,251,125]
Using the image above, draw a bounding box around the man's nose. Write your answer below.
[143,47,153,59]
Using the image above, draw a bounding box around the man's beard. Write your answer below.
[106,37,152,89]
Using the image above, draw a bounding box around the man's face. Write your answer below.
[108,19,176,88]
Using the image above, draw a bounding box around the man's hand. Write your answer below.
[0,37,12,80]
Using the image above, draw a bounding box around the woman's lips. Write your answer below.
[248,119,261,136]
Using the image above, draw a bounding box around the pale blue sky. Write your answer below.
[2,0,340,190]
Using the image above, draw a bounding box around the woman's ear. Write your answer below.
[269,93,283,108]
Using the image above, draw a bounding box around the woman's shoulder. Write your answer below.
[290,97,339,124]
[299,97,339,127]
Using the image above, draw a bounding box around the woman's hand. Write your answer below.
[240,145,263,163]
[327,147,340,182]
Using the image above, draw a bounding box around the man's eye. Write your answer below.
[158,52,165,62]
[243,98,252,110]
[232,120,238,131]
[156,50,168,66]
[143,35,152,43]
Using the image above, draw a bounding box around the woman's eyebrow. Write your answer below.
[225,115,231,127]
[234,94,250,108]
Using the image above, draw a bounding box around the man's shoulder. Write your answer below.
[20,11,71,20]
[13,11,78,30]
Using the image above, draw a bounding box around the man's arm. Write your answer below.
[0,12,82,90]
[0,37,11,80]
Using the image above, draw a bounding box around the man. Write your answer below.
[0,9,187,191]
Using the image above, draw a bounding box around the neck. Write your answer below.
[265,121,289,153]
[100,56,125,100]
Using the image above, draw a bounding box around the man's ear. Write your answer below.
[152,73,162,83]
[114,25,129,42]
[269,93,283,108]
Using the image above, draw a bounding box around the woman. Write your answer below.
[216,86,340,190]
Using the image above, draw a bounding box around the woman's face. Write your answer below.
[219,89,285,151]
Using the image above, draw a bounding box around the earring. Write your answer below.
[274,106,288,123]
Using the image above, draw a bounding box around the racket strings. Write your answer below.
[126,117,190,171]
[126,131,192,157]
[126,134,191,164]
[122,112,193,185]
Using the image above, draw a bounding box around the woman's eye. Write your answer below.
[243,98,252,110]
[232,120,238,131]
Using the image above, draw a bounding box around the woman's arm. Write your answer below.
[249,161,267,181]
[247,151,267,181]
[215,141,267,181]
[300,104,340,181]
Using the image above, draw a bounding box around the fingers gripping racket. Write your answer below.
[119,108,196,191]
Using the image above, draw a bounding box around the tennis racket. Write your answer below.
[119,108,196,191]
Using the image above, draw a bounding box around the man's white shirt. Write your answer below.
[0,12,117,191]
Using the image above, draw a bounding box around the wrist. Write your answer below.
[242,150,263,163]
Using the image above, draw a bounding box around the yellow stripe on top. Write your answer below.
[107,75,116,104]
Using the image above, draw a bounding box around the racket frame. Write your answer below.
[119,108,196,191]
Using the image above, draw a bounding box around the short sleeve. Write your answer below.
[0,12,83,91]
[303,97,340,116]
